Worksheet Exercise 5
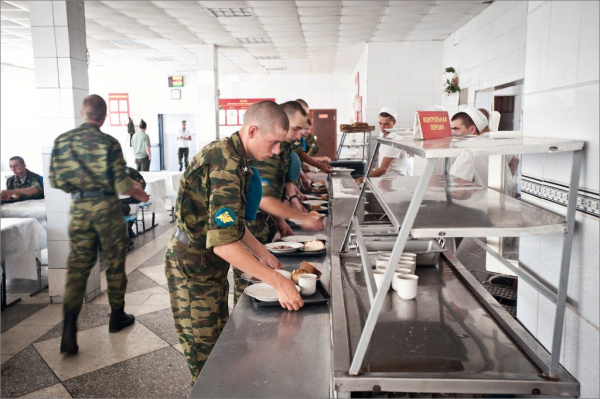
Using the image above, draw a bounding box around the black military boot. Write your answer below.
[60,312,79,354]
[109,306,135,333]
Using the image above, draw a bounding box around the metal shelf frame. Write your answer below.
[339,135,585,380]
[336,130,372,160]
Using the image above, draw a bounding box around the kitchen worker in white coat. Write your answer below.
[356,107,412,184]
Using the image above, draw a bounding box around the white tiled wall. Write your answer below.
[442,1,528,116]
[365,41,443,129]
[518,2,599,398]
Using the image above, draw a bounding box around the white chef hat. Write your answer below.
[379,107,398,121]
[462,107,488,133]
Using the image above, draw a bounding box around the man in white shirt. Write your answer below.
[449,107,489,187]
[356,107,411,184]
[176,120,192,171]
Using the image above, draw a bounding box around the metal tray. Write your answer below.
[350,236,446,266]
[274,248,326,257]
[250,279,330,309]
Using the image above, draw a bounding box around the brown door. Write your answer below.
[308,109,337,160]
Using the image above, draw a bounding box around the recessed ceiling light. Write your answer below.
[146,57,174,62]
[208,8,253,18]
[238,37,272,44]
[106,39,141,46]
[266,67,287,71]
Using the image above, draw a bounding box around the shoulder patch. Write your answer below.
[215,207,236,227]
[292,140,301,147]
[260,177,272,186]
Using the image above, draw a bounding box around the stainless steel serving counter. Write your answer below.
[190,192,332,398]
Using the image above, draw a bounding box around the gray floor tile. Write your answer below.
[1,303,48,333]
[126,270,160,294]
[0,345,60,398]
[137,245,168,269]
[35,304,112,343]
[6,276,48,294]
[62,346,190,398]
[136,308,179,345]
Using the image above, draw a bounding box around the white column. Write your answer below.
[196,44,219,151]
[30,1,101,303]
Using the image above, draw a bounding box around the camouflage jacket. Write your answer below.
[49,123,133,195]
[306,133,319,156]
[6,169,44,200]
[126,167,146,189]
[250,141,294,204]
[290,138,304,155]
[175,131,252,249]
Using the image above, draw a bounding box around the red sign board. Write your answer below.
[219,98,275,126]
[108,93,130,127]
[413,111,452,140]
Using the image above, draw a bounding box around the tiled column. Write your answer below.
[196,44,219,150]
[30,1,101,304]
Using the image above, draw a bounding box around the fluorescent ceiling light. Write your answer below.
[208,8,253,18]
[237,37,272,44]
[255,55,280,60]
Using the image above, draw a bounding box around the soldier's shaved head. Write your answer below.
[82,94,107,123]
[295,98,309,112]
[280,101,307,119]
[242,101,289,133]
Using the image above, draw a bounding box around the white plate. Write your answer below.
[244,282,300,302]
[281,235,318,243]
[265,242,303,254]
[315,233,328,241]
[311,182,327,188]
[303,200,328,206]
[303,194,320,199]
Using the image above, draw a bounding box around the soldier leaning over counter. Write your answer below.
[1,156,44,201]
[165,101,304,384]
[50,94,150,355]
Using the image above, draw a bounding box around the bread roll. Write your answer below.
[300,261,322,279]
[291,269,308,283]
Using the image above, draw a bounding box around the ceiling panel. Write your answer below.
[341,6,385,16]
[385,5,433,15]
[163,8,214,17]
[428,3,482,14]
[198,1,249,8]
[297,7,341,16]
[299,16,340,24]
[248,1,297,8]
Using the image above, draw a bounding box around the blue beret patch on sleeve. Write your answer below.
[215,207,236,227]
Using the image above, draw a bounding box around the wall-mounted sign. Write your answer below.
[413,111,452,140]
[108,93,129,127]
[218,98,275,126]
[168,76,183,87]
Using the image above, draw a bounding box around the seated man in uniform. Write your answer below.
[121,167,147,247]
[165,101,304,384]
[1,156,44,201]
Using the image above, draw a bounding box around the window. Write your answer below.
[108,93,130,126]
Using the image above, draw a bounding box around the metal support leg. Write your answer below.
[348,158,437,375]
[337,132,346,159]
[444,157,450,175]
[340,143,381,252]
[547,150,583,379]
[29,258,48,297]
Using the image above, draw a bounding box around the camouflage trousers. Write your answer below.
[63,196,128,315]
[234,214,278,303]
[165,236,229,383]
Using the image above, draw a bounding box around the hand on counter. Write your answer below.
[275,218,294,237]
[259,251,284,271]
[274,274,304,311]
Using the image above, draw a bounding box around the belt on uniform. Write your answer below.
[71,191,115,200]
[174,227,206,247]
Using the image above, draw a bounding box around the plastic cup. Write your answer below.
[392,267,412,291]
[398,260,416,274]
[298,273,317,295]
[396,274,419,300]
[372,270,386,290]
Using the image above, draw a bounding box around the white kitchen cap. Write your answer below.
[462,107,488,133]
[379,107,398,120]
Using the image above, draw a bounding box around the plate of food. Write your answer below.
[302,240,326,252]
[331,167,354,172]
[281,235,318,243]
[265,242,304,254]
[312,180,327,188]
[302,199,328,210]
[244,282,301,302]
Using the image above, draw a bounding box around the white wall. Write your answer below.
[442,1,528,116]
[365,41,443,130]
[0,64,43,174]
[88,65,200,167]
[517,2,599,398]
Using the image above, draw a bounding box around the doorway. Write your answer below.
[308,109,337,160]
[158,114,197,171]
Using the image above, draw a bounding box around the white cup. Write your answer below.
[396,274,419,300]
[372,270,386,290]
[298,273,317,296]
[275,269,292,279]
[402,252,417,259]
[398,260,416,274]
[392,268,412,291]
[378,252,392,259]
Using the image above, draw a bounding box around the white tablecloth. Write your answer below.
[1,218,47,280]
[1,199,47,228]
[140,171,183,211]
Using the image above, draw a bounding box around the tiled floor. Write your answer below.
[1,214,201,398]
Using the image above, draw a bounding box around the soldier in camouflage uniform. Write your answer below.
[306,132,319,157]
[165,101,304,384]
[49,95,150,355]
[1,156,44,201]
[234,101,325,302]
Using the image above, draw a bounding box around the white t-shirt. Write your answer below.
[449,134,490,187]
[379,132,411,176]
[177,128,192,148]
